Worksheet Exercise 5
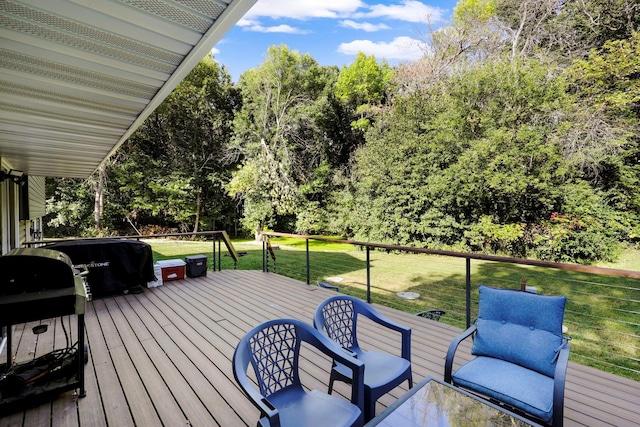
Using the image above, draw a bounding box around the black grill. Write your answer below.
[0,247,88,412]
[0,248,87,324]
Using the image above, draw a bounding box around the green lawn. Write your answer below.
[144,237,640,382]
[595,245,640,271]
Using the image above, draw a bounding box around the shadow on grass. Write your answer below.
[153,246,368,283]
[261,248,368,284]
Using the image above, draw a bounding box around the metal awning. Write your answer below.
[0,0,256,178]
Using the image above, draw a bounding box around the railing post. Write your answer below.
[366,246,371,303]
[466,257,471,328]
[262,236,267,272]
[219,238,225,269]
[212,236,217,271]
[306,239,310,285]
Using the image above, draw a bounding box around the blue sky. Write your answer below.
[213,0,459,81]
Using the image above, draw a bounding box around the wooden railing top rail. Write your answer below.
[23,231,240,264]
[219,231,239,263]
[262,231,640,280]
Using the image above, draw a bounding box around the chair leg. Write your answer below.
[365,395,376,422]
[328,371,337,394]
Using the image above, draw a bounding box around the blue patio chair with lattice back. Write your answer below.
[445,285,570,427]
[313,295,413,422]
[233,318,365,427]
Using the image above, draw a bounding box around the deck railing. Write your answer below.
[18,231,640,381]
[23,231,240,270]
[260,232,640,382]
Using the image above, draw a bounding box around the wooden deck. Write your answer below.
[1,270,639,426]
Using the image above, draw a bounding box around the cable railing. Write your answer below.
[260,232,640,382]
[18,231,639,381]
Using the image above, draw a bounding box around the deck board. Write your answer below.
[1,270,639,427]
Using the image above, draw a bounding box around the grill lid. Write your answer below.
[0,247,76,295]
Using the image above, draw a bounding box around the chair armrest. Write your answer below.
[256,398,279,427]
[444,324,477,384]
[235,371,280,424]
[332,345,366,409]
[233,342,281,425]
[340,346,358,359]
[552,344,570,427]
[360,305,412,361]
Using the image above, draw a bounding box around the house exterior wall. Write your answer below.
[21,176,46,244]
[1,161,44,253]
[0,176,19,254]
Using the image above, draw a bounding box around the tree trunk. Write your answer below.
[94,163,106,231]
[255,220,264,242]
[193,189,201,234]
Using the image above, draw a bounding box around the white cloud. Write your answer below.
[246,0,445,23]
[211,47,220,55]
[240,1,446,36]
[248,24,308,34]
[237,18,255,27]
[238,18,306,33]
[357,0,445,24]
[245,0,364,20]
[340,20,390,32]
[337,36,429,60]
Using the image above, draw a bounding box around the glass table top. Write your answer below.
[368,378,537,427]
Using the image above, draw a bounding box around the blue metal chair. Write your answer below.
[445,285,570,427]
[233,318,365,427]
[313,296,413,422]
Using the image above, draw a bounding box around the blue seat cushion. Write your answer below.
[453,356,554,423]
[472,285,566,377]
[335,351,411,390]
[270,388,362,427]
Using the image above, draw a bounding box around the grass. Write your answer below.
[143,236,640,382]
[595,245,640,271]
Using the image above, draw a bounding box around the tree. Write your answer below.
[395,0,505,93]
[494,0,569,59]
[112,54,240,233]
[94,164,106,232]
[568,32,640,118]
[334,52,394,131]
[453,0,496,24]
[227,45,346,236]
[335,52,393,107]
[45,177,95,237]
[561,0,640,52]
[564,32,640,237]
[492,0,639,62]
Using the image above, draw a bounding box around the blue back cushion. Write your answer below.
[471,285,566,377]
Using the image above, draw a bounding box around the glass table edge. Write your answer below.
[364,375,544,427]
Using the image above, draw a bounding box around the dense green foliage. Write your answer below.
[46,55,240,236]
[226,45,360,236]
[340,54,637,261]
[45,1,640,264]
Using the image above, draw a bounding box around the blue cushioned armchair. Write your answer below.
[233,318,365,427]
[445,285,570,427]
[314,296,413,422]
